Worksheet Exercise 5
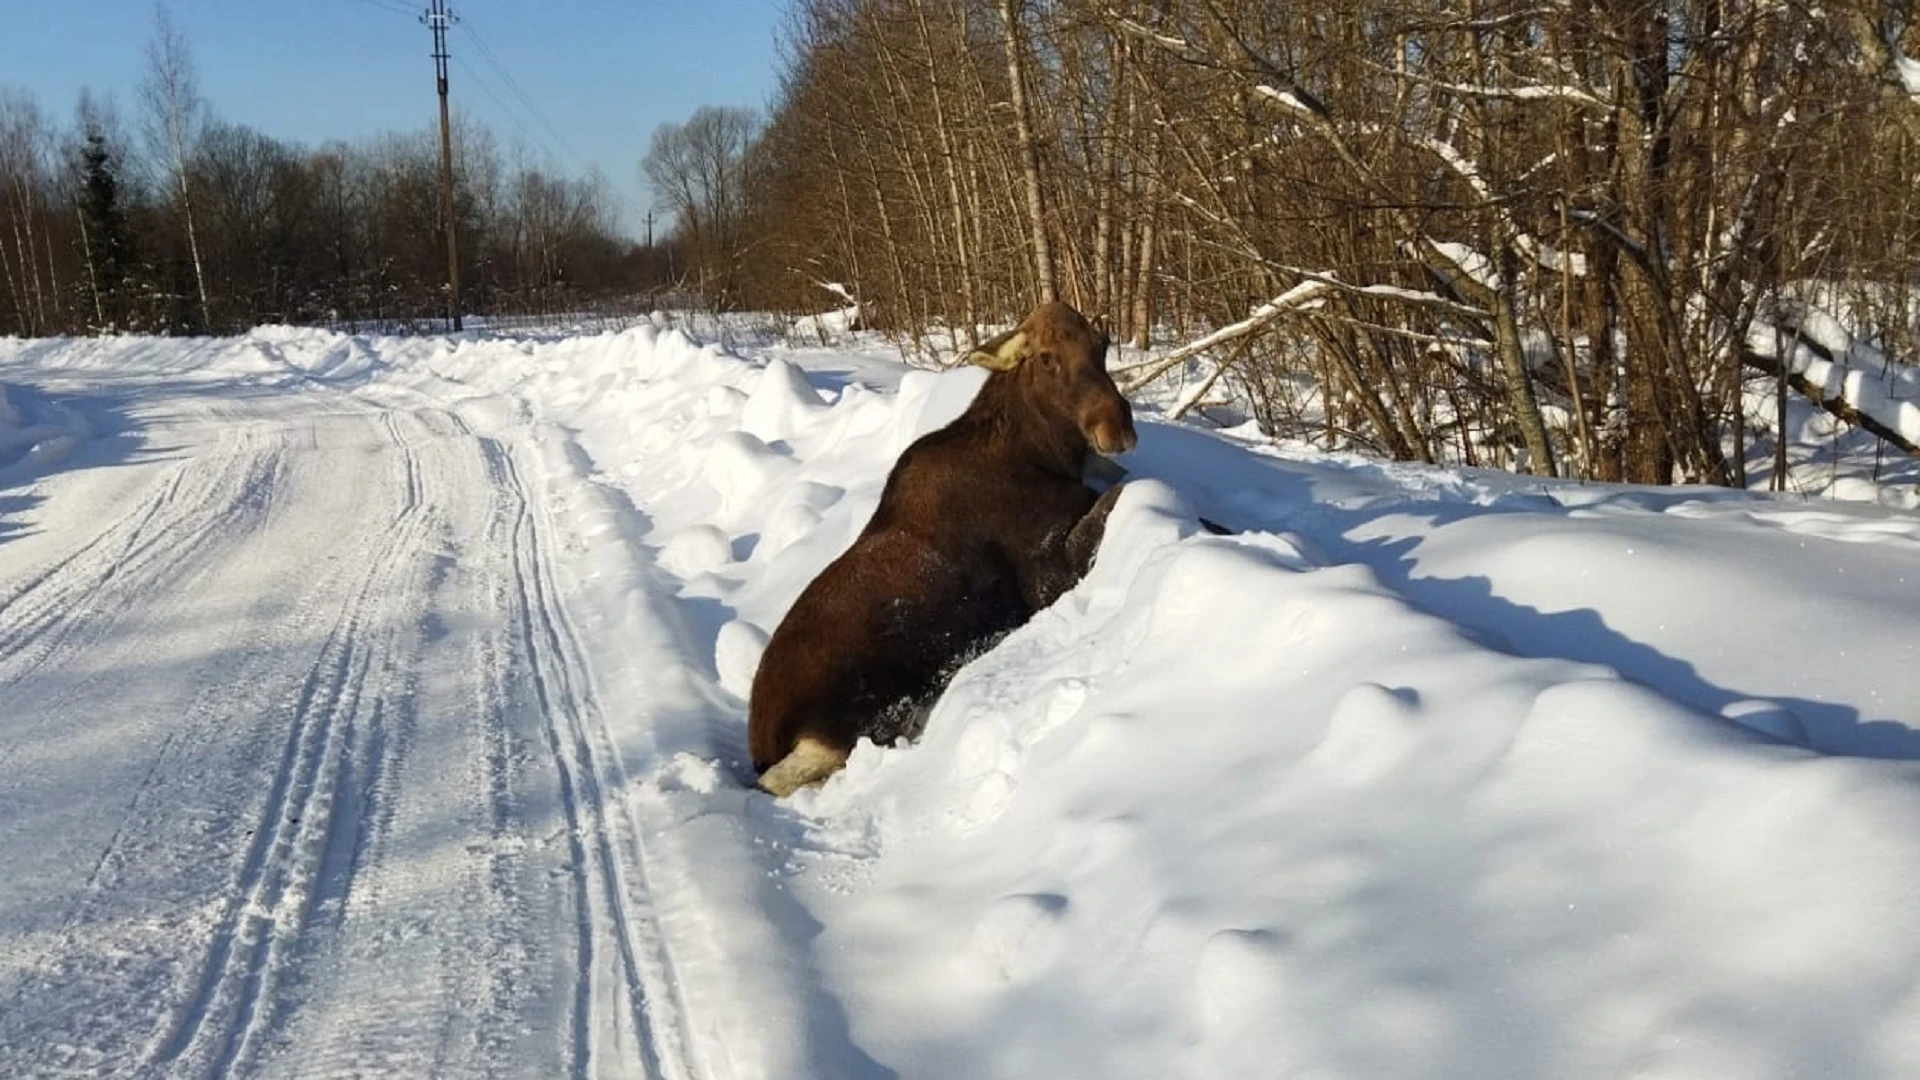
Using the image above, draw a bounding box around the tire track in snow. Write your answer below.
[0,371,606,1074]
[0,430,285,689]
[0,412,365,1070]
[484,436,699,1080]
[152,429,438,1079]
[238,406,549,1078]
[0,426,291,917]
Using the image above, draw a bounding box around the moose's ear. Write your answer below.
[966,328,1028,371]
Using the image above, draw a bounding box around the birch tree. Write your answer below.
[140,6,212,330]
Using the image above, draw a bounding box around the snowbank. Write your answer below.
[0,378,89,480]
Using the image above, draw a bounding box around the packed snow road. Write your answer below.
[0,357,692,1077]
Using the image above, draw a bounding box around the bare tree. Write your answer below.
[643,105,760,309]
[702,0,1920,484]
[997,0,1058,303]
[0,90,53,334]
[140,5,212,329]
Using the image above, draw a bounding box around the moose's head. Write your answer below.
[967,301,1137,458]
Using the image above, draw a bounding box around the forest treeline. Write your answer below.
[674,0,1920,485]
[0,13,665,340]
[8,3,1919,486]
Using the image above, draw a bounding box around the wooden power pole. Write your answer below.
[423,0,462,331]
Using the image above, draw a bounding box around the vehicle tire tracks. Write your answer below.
[0,429,285,690]
[151,432,438,1079]
[484,436,701,1080]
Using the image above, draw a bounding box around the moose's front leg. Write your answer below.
[1065,481,1125,578]
[1015,482,1121,613]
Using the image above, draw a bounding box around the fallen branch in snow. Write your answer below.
[1741,346,1920,461]
[1168,353,1237,422]
[1268,264,1492,321]
[1118,281,1330,393]
[812,279,858,306]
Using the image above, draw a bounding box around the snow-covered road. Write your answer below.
[6,324,1920,1079]
[0,358,701,1077]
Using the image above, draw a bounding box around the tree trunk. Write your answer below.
[0,216,23,334]
[822,126,866,323]
[912,0,978,336]
[1493,243,1559,476]
[178,175,211,330]
[9,175,46,332]
[1092,40,1124,318]
[76,202,105,331]
[997,0,1057,303]
[1129,198,1157,349]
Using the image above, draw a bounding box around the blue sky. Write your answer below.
[1,0,788,238]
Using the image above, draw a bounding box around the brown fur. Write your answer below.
[748,302,1136,794]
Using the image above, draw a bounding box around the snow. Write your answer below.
[1747,295,1920,448]
[1896,42,1920,102]
[791,302,863,341]
[4,321,1920,1077]
[1426,239,1504,293]
[1253,83,1318,118]
[0,374,90,481]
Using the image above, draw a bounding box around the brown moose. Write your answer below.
[748,301,1137,796]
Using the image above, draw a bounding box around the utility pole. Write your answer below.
[422,0,462,331]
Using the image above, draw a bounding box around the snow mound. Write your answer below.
[249,325,384,381]
[0,380,90,480]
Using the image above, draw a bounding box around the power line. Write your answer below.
[457,22,586,165]
[347,0,417,19]
[454,18,644,234]
[451,54,550,158]
[355,0,640,238]
[452,53,645,241]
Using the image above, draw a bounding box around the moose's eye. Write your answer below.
[1039,352,1058,372]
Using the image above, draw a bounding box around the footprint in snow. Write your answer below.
[969,893,1070,982]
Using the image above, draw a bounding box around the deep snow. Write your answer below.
[3,321,1919,1078]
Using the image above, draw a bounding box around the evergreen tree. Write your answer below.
[77,123,135,331]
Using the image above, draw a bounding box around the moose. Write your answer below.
[748,301,1137,796]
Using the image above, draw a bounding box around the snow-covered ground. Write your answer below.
[3,322,1919,1078]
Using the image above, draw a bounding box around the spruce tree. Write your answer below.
[78,126,134,331]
